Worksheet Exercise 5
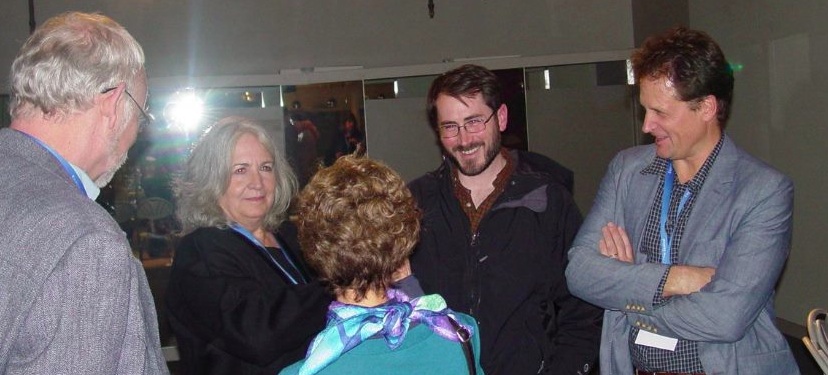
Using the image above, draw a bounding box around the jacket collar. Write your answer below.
[0,128,77,190]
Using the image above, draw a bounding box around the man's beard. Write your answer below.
[94,125,130,188]
[446,131,501,177]
[95,151,127,188]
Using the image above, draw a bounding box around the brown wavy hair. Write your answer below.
[426,64,503,130]
[296,155,421,302]
[631,26,734,125]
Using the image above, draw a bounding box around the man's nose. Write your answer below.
[641,114,655,133]
[457,125,475,144]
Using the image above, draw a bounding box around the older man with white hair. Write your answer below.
[0,11,168,374]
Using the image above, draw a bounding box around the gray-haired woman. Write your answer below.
[165,116,331,374]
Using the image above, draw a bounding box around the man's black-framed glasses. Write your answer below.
[438,110,496,138]
[101,86,155,130]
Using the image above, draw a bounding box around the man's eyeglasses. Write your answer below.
[101,87,155,130]
[438,110,496,138]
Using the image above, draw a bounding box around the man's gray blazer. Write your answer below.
[0,128,168,374]
[566,135,799,374]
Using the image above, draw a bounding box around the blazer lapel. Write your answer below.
[678,136,738,264]
[625,156,661,264]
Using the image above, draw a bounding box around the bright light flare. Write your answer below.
[164,89,204,132]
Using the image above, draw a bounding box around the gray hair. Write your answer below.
[175,116,298,234]
[9,11,145,120]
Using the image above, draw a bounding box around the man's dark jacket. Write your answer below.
[409,149,602,374]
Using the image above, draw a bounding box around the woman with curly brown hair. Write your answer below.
[280,155,483,375]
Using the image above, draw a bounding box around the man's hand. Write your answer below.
[599,222,716,297]
[599,222,634,263]
[663,265,716,297]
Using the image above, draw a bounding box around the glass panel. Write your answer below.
[281,81,365,187]
[525,61,639,214]
[363,74,438,182]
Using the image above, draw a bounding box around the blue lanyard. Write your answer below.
[659,162,692,265]
[19,131,87,197]
[230,223,306,285]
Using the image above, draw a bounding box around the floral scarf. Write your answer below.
[297,289,472,375]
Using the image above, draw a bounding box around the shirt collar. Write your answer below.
[640,134,725,192]
[450,148,514,233]
[15,129,99,200]
[69,163,101,200]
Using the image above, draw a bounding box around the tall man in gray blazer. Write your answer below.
[0,12,168,374]
[566,27,799,374]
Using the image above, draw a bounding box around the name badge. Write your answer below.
[635,330,678,351]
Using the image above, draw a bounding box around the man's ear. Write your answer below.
[496,103,508,132]
[99,83,127,128]
[699,95,718,122]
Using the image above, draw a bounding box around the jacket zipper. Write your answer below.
[469,231,482,316]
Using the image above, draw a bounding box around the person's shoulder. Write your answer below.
[14,176,120,239]
[178,227,243,260]
[613,143,655,165]
[25,195,133,269]
[407,162,449,199]
[0,128,35,156]
[727,138,790,180]
[0,131,133,261]
[409,162,448,185]
[0,194,131,279]
[179,226,237,250]
[186,225,237,239]
[590,144,655,181]
[514,149,571,174]
[512,149,574,192]
[719,138,792,194]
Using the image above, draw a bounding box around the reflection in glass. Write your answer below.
[281,81,366,187]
